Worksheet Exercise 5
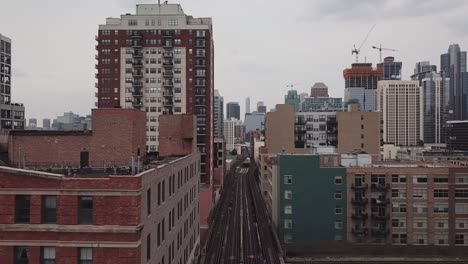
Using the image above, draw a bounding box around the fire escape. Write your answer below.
[351,176,369,242]
[132,31,144,109]
[162,30,174,115]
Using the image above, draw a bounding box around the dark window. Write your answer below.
[41,247,56,264]
[162,180,166,202]
[146,233,151,261]
[78,248,92,264]
[14,246,29,264]
[42,196,57,224]
[147,189,151,215]
[15,195,30,224]
[78,197,93,224]
[157,223,161,246]
[158,182,161,206]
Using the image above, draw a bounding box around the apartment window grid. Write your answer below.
[41,247,56,264]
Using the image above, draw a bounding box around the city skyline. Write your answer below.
[2,0,468,120]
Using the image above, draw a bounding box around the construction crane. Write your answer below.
[372,44,398,63]
[351,24,376,63]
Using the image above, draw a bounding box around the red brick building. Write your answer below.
[8,108,146,169]
[0,112,202,263]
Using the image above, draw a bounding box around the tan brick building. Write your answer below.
[337,104,380,160]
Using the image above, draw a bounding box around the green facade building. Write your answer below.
[275,154,347,247]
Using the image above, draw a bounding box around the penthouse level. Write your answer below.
[0,152,201,264]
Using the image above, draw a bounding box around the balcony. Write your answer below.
[195,74,206,78]
[372,198,390,205]
[132,62,143,69]
[133,52,143,59]
[163,110,174,115]
[133,81,143,88]
[371,183,390,192]
[195,63,206,68]
[131,32,143,38]
[371,228,389,237]
[132,100,143,108]
[295,120,306,125]
[352,228,368,236]
[351,198,368,206]
[163,43,173,49]
[95,54,99,60]
[371,214,390,221]
[163,91,174,97]
[295,127,306,134]
[163,82,174,88]
[195,82,206,87]
[133,91,143,97]
[163,52,174,58]
[95,45,99,50]
[351,183,368,190]
[163,100,173,106]
[95,64,98,69]
[163,31,174,38]
[95,35,99,41]
[132,42,143,49]
[195,53,206,58]
[95,73,98,78]
[195,42,206,48]
[351,212,368,220]
[163,61,174,67]
[94,92,98,97]
[132,71,143,78]
[163,71,174,77]
[95,83,98,88]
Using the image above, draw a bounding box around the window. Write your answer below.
[284,205,292,215]
[15,195,30,223]
[434,176,449,183]
[284,175,292,185]
[435,220,449,229]
[335,206,343,215]
[434,189,449,198]
[456,175,468,184]
[158,182,161,205]
[14,246,29,264]
[335,191,342,200]
[335,176,342,185]
[413,203,427,214]
[147,189,152,215]
[435,234,449,245]
[414,234,427,245]
[168,19,178,26]
[392,203,407,213]
[413,189,427,199]
[284,190,292,200]
[455,234,468,245]
[413,175,427,183]
[433,204,449,213]
[41,247,56,264]
[284,219,292,229]
[456,204,468,214]
[413,219,427,228]
[392,234,407,244]
[455,189,468,198]
[42,196,57,224]
[391,218,406,228]
[335,220,343,229]
[78,196,93,224]
[456,219,468,229]
[146,233,151,261]
[78,248,92,264]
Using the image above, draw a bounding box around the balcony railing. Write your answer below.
[352,228,368,236]
[163,91,174,97]
[371,214,390,221]
[351,183,368,190]
[351,212,368,220]
[163,52,174,58]
[132,62,143,68]
[163,31,174,38]
[133,52,143,58]
[195,82,206,87]
[195,53,206,57]
[371,228,389,237]
[132,72,143,78]
[351,198,368,206]
[163,82,174,87]
[371,183,390,192]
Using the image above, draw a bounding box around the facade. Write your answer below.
[244,111,264,133]
[310,82,329,97]
[295,111,337,148]
[275,154,347,246]
[245,97,250,114]
[213,89,223,138]
[441,44,468,120]
[264,104,296,154]
[213,137,225,188]
[301,97,343,112]
[343,63,383,90]
[284,90,300,112]
[421,72,448,144]
[223,118,242,152]
[337,104,380,159]
[412,61,437,81]
[226,102,240,119]
[448,120,468,151]
[0,153,201,264]
[344,87,376,112]
[347,164,468,247]
[42,118,51,130]
[8,108,146,169]
[378,56,402,80]
[96,3,214,183]
[377,80,423,146]
[0,34,25,132]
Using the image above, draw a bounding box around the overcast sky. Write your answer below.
[2,0,468,122]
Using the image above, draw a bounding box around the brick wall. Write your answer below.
[8,108,146,168]
[158,114,196,157]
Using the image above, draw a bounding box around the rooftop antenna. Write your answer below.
[351,24,376,63]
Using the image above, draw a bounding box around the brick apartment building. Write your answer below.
[0,113,201,264]
[347,164,468,247]
[95,3,213,185]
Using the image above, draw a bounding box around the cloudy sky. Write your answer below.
[2,0,468,122]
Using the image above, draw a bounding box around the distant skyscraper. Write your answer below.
[244,112,265,133]
[42,118,51,130]
[310,82,329,97]
[299,92,308,111]
[378,56,402,80]
[245,97,250,114]
[0,33,25,131]
[412,62,449,144]
[214,90,224,138]
[226,102,240,119]
[284,90,300,112]
[301,97,343,112]
[377,80,423,146]
[343,63,383,111]
[257,101,266,113]
[441,44,468,120]
[223,118,243,151]
[28,118,37,129]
